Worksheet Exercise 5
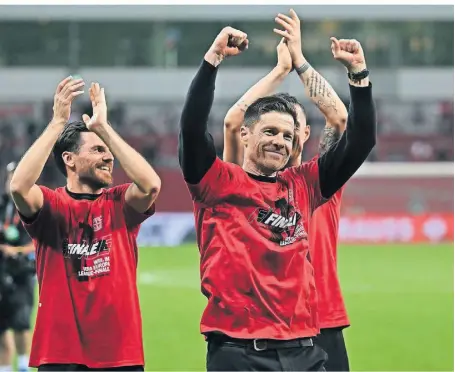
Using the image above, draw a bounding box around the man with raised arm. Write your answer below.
[178,21,375,371]
[10,78,161,371]
[223,10,352,371]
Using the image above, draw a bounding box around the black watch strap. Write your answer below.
[347,69,369,83]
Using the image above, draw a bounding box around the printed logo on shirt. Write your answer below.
[93,215,103,232]
[254,197,308,247]
[63,220,112,281]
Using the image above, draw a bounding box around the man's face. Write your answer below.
[241,112,295,174]
[65,132,114,189]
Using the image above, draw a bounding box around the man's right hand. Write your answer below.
[204,27,248,67]
[52,76,85,124]
[276,38,293,74]
[274,9,306,68]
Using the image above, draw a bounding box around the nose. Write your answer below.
[103,151,114,163]
[271,134,286,149]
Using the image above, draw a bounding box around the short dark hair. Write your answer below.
[243,95,298,129]
[273,93,306,117]
[53,120,90,176]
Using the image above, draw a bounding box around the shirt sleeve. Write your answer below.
[186,157,239,207]
[111,184,155,231]
[285,157,326,214]
[178,59,219,185]
[317,83,376,199]
[19,186,60,235]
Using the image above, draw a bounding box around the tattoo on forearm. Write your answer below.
[319,126,342,155]
[305,71,338,113]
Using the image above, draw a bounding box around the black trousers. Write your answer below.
[0,274,35,333]
[38,365,144,371]
[313,327,350,371]
[206,334,328,371]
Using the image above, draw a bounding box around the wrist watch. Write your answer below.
[347,69,369,83]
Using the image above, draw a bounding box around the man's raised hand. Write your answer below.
[274,9,304,67]
[82,82,108,132]
[204,26,249,67]
[330,38,367,73]
[276,38,293,74]
[52,76,84,124]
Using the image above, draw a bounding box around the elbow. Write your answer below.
[224,111,242,133]
[338,116,348,130]
[9,176,25,197]
[146,176,161,198]
[224,120,241,135]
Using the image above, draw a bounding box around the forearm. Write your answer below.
[94,125,160,194]
[18,243,35,255]
[10,120,64,194]
[178,58,218,184]
[318,83,376,198]
[295,56,348,130]
[225,66,288,130]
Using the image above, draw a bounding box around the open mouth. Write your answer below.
[97,166,111,174]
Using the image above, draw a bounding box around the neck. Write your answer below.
[242,159,277,178]
[66,176,104,195]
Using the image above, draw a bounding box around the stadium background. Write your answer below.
[0,4,453,371]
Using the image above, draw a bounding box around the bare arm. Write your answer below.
[295,60,347,154]
[223,39,292,165]
[275,10,348,158]
[10,77,84,217]
[83,83,161,213]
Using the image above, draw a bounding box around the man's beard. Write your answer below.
[79,168,112,190]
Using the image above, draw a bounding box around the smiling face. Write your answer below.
[242,111,295,174]
[54,121,114,191]
[65,132,114,189]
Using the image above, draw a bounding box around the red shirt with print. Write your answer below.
[21,184,153,368]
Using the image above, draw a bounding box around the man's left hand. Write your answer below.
[274,9,304,67]
[82,82,108,132]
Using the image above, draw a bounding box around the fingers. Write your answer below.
[334,38,360,53]
[87,82,107,109]
[228,36,248,51]
[330,37,341,55]
[222,26,247,40]
[273,28,289,39]
[222,26,248,49]
[276,13,294,27]
[56,76,73,94]
[82,114,91,125]
[275,17,293,34]
[59,78,85,103]
[289,9,300,22]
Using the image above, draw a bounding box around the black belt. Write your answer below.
[207,333,314,351]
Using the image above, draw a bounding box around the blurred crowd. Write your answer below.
[0,96,453,193]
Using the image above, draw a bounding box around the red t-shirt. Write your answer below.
[187,157,325,340]
[21,184,153,368]
[309,187,350,329]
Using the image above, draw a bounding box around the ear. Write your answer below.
[301,125,311,145]
[62,151,76,171]
[240,125,250,147]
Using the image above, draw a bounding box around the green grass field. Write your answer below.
[137,243,454,371]
[25,243,453,371]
